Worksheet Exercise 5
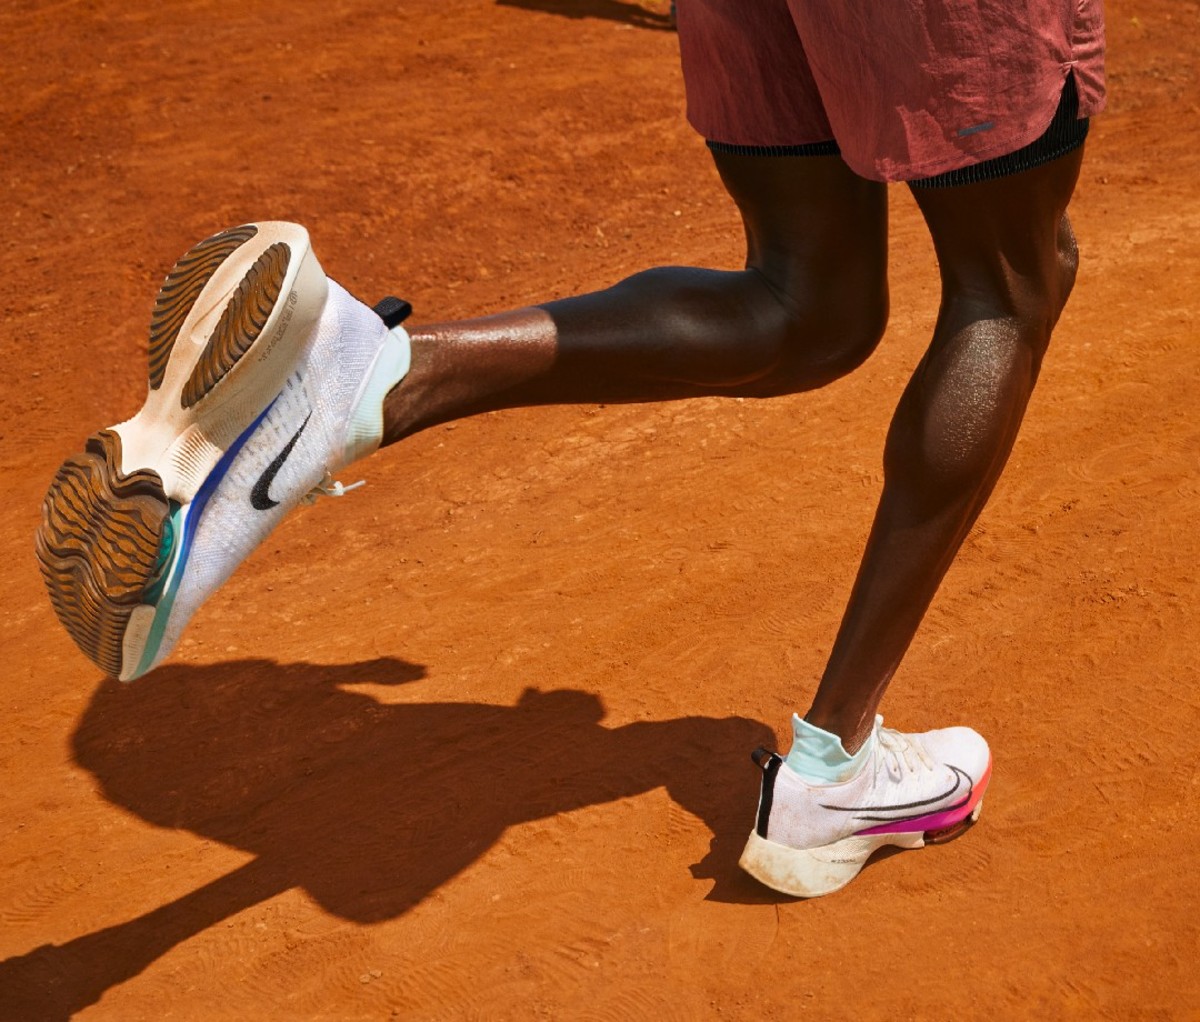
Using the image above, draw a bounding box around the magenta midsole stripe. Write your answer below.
[855,759,992,837]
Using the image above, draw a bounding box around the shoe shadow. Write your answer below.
[496,0,675,31]
[0,657,775,1020]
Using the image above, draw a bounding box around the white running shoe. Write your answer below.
[37,222,412,680]
[739,716,991,897]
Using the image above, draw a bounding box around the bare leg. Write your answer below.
[380,152,889,443]
[804,149,1086,752]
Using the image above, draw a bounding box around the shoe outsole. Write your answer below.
[36,222,326,679]
[181,240,290,408]
[148,224,259,390]
[36,430,170,677]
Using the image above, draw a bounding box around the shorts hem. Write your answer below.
[705,139,841,158]
[907,124,1088,188]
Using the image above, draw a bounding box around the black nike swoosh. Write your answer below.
[819,765,974,821]
[250,412,312,511]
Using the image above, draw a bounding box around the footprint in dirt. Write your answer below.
[0,656,774,1020]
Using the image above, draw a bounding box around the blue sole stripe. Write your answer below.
[131,398,278,677]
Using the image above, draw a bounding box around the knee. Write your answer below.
[1012,221,1079,367]
[748,277,890,395]
[963,217,1079,370]
[1035,213,1084,338]
[1055,214,1080,315]
[806,288,890,379]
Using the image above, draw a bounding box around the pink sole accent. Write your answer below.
[855,758,992,837]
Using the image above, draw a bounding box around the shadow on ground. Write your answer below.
[498,0,675,30]
[0,656,773,1019]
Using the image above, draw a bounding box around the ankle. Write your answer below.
[379,337,441,446]
[786,714,876,783]
[342,324,412,465]
[801,709,875,756]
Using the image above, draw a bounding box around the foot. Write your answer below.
[739,716,991,897]
[36,222,411,680]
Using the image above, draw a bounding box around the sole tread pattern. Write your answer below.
[181,241,291,409]
[148,224,259,390]
[36,430,169,676]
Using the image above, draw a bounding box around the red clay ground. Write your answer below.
[1,1,1197,1018]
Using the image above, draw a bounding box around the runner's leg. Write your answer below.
[804,148,1085,752]
[379,152,888,443]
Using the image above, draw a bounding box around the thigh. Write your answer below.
[908,146,1084,312]
[712,150,889,315]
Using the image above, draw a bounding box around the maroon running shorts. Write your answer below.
[676,0,1106,182]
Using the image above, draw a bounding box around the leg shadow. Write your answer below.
[0,656,775,1018]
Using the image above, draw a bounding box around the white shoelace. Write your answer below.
[302,472,366,505]
[876,725,935,780]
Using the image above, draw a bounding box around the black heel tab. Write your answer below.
[373,296,413,328]
[751,748,784,838]
[750,746,780,771]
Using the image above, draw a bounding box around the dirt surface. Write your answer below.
[1,1,1198,1018]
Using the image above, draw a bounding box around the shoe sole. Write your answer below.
[739,762,991,898]
[36,222,327,680]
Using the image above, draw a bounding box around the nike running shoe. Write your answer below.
[740,716,991,897]
[36,222,411,680]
